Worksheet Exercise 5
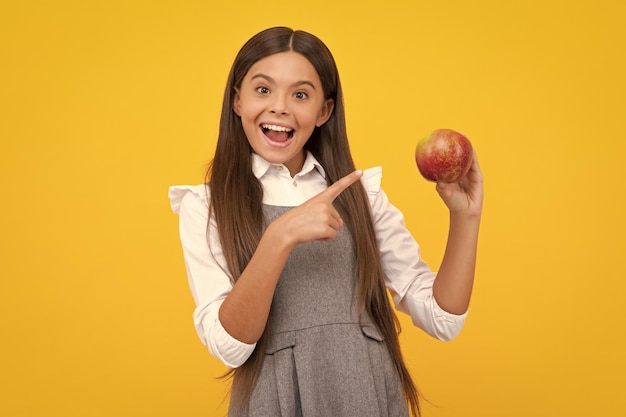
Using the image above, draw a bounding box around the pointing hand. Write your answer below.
[271,170,363,246]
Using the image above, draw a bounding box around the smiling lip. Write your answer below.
[260,123,295,147]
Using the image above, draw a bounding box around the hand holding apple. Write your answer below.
[415,129,473,183]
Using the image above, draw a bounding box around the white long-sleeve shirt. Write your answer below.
[169,152,467,368]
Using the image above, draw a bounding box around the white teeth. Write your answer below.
[262,124,293,132]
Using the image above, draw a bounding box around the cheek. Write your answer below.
[241,121,259,139]
[244,101,268,119]
[298,106,322,124]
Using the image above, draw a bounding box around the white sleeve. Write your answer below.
[169,185,256,367]
[361,168,467,341]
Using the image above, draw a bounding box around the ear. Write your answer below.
[232,87,241,116]
[315,99,335,127]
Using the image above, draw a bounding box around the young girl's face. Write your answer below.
[233,51,334,176]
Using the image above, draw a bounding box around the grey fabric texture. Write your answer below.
[229,205,408,417]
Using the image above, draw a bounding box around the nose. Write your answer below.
[270,95,289,115]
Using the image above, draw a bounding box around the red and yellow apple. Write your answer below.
[415,129,473,183]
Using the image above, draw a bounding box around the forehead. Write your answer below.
[245,51,322,86]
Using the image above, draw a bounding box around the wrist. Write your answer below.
[449,211,481,235]
[264,221,297,252]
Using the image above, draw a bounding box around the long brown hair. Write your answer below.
[206,26,420,416]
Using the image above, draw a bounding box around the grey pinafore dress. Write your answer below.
[229,205,409,417]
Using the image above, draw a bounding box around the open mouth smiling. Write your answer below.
[261,123,295,142]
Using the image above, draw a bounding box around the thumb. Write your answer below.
[320,170,363,202]
[436,181,453,196]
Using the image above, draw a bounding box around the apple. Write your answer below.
[415,128,473,183]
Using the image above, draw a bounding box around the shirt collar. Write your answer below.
[251,151,327,179]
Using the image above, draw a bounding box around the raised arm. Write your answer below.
[431,150,484,315]
[218,170,363,344]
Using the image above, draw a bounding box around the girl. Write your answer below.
[169,26,483,417]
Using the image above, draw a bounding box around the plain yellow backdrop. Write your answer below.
[1,0,625,416]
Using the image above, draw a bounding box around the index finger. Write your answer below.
[322,170,363,202]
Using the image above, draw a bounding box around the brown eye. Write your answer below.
[294,91,308,100]
[256,86,270,94]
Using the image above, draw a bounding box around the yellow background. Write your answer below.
[1,0,625,416]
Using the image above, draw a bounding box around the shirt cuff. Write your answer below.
[395,277,468,342]
[430,297,468,341]
[195,301,257,368]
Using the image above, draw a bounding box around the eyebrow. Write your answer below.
[251,73,317,90]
